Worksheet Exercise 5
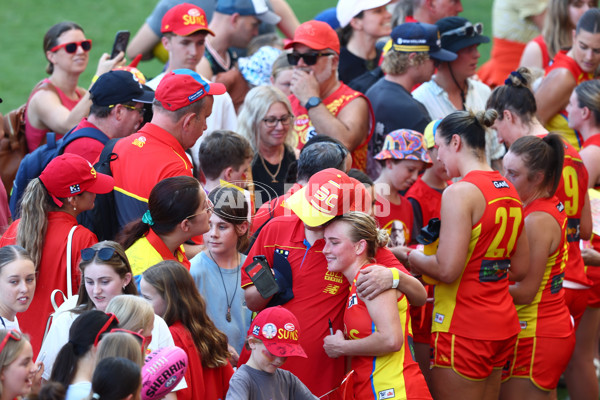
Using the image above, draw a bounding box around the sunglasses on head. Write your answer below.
[110,329,150,355]
[441,22,483,38]
[81,247,118,262]
[50,39,92,54]
[0,329,22,354]
[287,51,334,66]
[94,313,119,347]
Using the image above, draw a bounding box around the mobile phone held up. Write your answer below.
[111,30,130,59]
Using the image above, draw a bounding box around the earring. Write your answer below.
[73,207,77,211]
[122,285,126,290]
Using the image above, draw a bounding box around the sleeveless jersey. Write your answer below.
[345,264,431,400]
[582,134,600,284]
[516,197,573,338]
[290,83,374,172]
[544,51,594,150]
[540,134,591,286]
[532,35,550,70]
[432,170,523,340]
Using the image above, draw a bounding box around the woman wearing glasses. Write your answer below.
[0,153,114,355]
[25,21,124,151]
[118,176,210,285]
[0,246,36,332]
[0,329,41,400]
[238,86,297,197]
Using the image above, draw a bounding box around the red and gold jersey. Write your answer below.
[406,177,444,228]
[516,197,573,338]
[374,194,414,246]
[433,171,523,340]
[345,264,431,400]
[289,83,374,172]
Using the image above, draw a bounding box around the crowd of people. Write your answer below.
[2,0,600,399]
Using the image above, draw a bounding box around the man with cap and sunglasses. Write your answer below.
[197,0,280,80]
[412,16,505,170]
[366,22,456,178]
[62,70,155,163]
[109,69,226,232]
[146,3,237,171]
[241,168,427,396]
[287,20,375,174]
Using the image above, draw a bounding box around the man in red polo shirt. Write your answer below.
[110,69,225,230]
[242,169,426,396]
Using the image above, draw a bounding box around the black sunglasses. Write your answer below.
[287,51,334,66]
[81,247,117,262]
[50,39,93,54]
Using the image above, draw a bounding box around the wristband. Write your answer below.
[391,267,400,289]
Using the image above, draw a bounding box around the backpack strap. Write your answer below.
[57,127,110,154]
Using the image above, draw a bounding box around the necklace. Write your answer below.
[208,250,240,323]
[258,153,283,183]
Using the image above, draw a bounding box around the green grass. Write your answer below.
[0,0,491,113]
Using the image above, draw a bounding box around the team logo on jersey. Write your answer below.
[479,259,509,282]
[493,180,510,189]
[324,270,344,283]
[348,293,358,309]
[132,135,147,148]
[519,321,527,330]
[434,313,444,324]
[275,248,289,258]
[550,272,564,294]
[378,388,395,399]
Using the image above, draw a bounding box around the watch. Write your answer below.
[305,96,322,111]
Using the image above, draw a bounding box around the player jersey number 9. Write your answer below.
[562,165,579,216]
[485,206,522,258]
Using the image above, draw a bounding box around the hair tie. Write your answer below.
[504,70,525,86]
[92,393,101,400]
[142,210,154,226]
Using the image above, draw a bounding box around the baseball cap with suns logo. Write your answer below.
[161,3,215,36]
[284,168,369,227]
[39,153,114,207]
[248,306,307,358]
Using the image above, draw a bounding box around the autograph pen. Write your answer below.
[328,318,334,335]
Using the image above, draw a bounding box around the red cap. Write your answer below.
[39,154,114,207]
[284,20,340,54]
[284,168,367,227]
[155,69,226,111]
[161,3,215,36]
[248,306,307,358]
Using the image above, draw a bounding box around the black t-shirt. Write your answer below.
[338,47,381,85]
[251,146,296,201]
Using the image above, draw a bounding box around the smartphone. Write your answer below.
[110,30,130,59]
[245,255,279,299]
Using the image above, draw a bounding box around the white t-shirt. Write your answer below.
[0,315,20,331]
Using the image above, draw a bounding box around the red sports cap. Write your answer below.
[161,3,215,36]
[284,20,340,54]
[248,306,307,358]
[39,153,114,207]
[155,69,226,111]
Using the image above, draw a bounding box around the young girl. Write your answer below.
[190,186,252,360]
[140,261,233,400]
[501,134,574,398]
[0,330,40,400]
[91,357,141,400]
[373,129,432,247]
[408,110,529,400]
[322,212,431,400]
[0,246,36,331]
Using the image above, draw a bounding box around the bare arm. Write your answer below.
[580,192,593,240]
[127,23,161,60]
[323,289,402,358]
[582,248,600,266]
[535,68,576,125]
[356,264,427,306]
[509,212,557,304]
[243,285,272,311]
[507,223,530,282]
[289,69,368,151]
[270,0,300,38]
[519,40,544,71]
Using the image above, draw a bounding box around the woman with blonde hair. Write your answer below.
[106,295,154,354]
[0,246,36,331]
[95,332,145,367]
[0,330,41,400]
[140,261,233,400]
[408,110,529,400]
[238,85,297,197]
[322,211,431,400]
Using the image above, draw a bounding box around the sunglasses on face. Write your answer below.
[50,39,93,54]
[441,22,483,38]
[94,313,119,347]
[109,104,145,116]
[0,329,22,354]
[287,51,334,66]
[110,329,150,355]
[81,247,118,262]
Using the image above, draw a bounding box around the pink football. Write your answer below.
[141,346,188,400]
